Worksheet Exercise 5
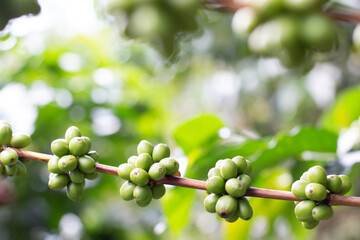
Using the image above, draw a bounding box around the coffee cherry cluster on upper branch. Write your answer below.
[232,0,339,68]
[107,0,201,57]
[118,140,179,207]
[48,126,99,202]
[0,120,31,178]
[291,165,352,229]
[204,156,253,223]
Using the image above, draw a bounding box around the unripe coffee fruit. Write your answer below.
[4,164,17,176]
[312,205,333,221]
[0,123,12,145]
[48,156,64,174]
[10,133,31,148]
[294,200,316,222]
[148,163,166,180]
[120,181,136,201]
[206,176,225,194]
[204,193,221,213]
[152,143,170,162]
[78,155,96,173]
[81,136,92,153]
[67,182,84,202]
[237,174,252,189]
[220,159,238,180]
[133,185,152,204]
[130,168,150,186]
[291,180,308,199]
[65,126,81,143]
[0,148,18,165]
[208,167,221,178]
[15,161,27,177]
[338,175,352,195]
[135,153,153,171]
[88,151,99,162]
[118,163,135,181]
[305,183,327,202]
[302,219,319,229]
[151,184,166,199]
[326,175,342,194]
[216,195,238,218]
[69,137,88,156]
[51,139,69,157]
[307,166,327,185]
[49,174,70,191]
[232,156,247,175]
[69,169,85,183]
[225,178,246,198]
[238,197,253,221]
[58,155,78,172]
[159,158,179,175]
[137,140,154,155]
[84,171,99,180]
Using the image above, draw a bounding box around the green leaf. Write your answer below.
[173,114,224,154]
[321,86,360,133]
[160,187,196,237]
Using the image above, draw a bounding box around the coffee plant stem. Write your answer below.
[12,148,360,207]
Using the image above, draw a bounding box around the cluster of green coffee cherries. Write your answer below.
[48,126,99,202]
[118,140,179,207]
[292,165,352,229]
[0,121,31,178]
[204,156,253,222]
[232,0,338,68]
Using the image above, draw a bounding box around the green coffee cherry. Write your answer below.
[118,163,135,181]
[312,205,333,221]
[58,155,78,172]
[307,165,327,186]
[51,139,69,157]
[127,156,137,166]
[204,193,221,213]
[238,197,253,221]
[48,174,70,191]
[130,168,150,186]
[69,169,85,183]
[48,156,64,174]
[148,163,166,180]
[84,171,99,180]
[208,167,221,178]
[69,137,88,156]
[4,164,17,176]
[137,140,154,155]
[225,178,246,198]
[152,143,170,162]
[326,175,342,194]
[15,161,27,177]
[0,148,19,165]
[65,126,81,143]
[300,172,308,182]
[87,151,99,162]
[216,195,238,218]
[245,160,252,175]
[159,158,179,175]
[338,175,352,195]
[215,160,224,169]
[237,174,252,189]
[120,181,136,201]
[225,211,239,223]
[206,176,225,194]
[135,196,152,207]
[305,183,328,202]
[135,153,153,171]
[151,184,166,199]
[81,136,92,153]
[302,219,319,229]
[294,200,316,222]
[10,133,31,148]
[220,159,238,180]
[0,123,12,145]
[291,180,308,199]
[232,156,247,175]
[66,182,84,202]
[78,155,96,174]
[133,185,152,206]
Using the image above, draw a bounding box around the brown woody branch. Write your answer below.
[13,149,360,207]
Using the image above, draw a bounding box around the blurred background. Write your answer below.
[0,0,360,239]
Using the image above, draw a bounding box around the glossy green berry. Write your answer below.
[302,219,319,229]
[15,161,27,177]
[127,155,137,166]
[294,200,316,222]
[130,168,150,186]
[208,167,221,178]
[118,163,135,181]
[206,176,225,194]
[216,195,238,218]
[5,164,17,176]
[78,155,96,174]
[10,133,31,148]
[225,178,246,198]
[305,183,328,202]
[159,158,179,175]
[69,169,85,183]
[135,196,152,207]
[338,175,352,195]
[291,180,308,199]
[225,211,239,223]
[81,136,91,153]
[151,184,166,199]
[48,156,64,174]
[58,155,78,172]
[66,182,84,202]
[148,163,166,180]
[204,193,221,213]
[65,126,81,143]
[84,171,99,180]
[137,140,154,156]
[51,139,69,157]
[232,156,247,175]
[0,123,12,145]
[312,205,333,221]
[152,143,170,162]
[215,160,224,169]
[307,165,327,186]
[220,159,238,180]
[48,174,70,191]
[87,151,99,162]
[133,185,152,206]
[245,160,252,175]
[300,172,308,182]
[237,174,252,189]
[0,148,18,165]
[69,137,88,156]
[326,175,342,194]
[135,153,153,171]
[120,181,136,201]
[238,197,253,221]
